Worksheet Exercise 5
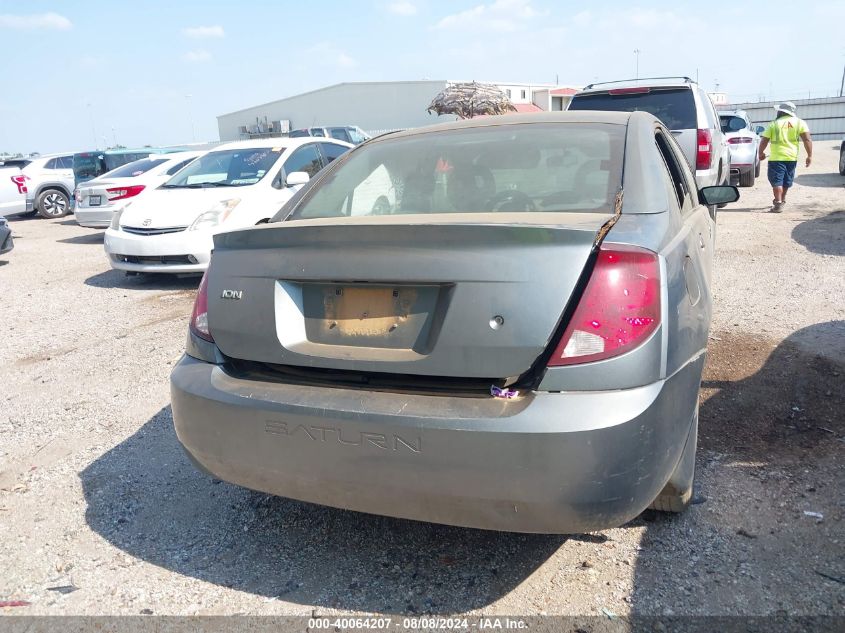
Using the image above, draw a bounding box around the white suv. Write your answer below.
[23,154,76,218]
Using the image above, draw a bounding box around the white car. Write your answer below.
[0,167,28,217]
[75,151,204,228]
[22,154,75,218]
[104,138,352,273]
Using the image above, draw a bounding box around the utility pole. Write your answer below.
[634,49,641,80]
[840,62,844,97]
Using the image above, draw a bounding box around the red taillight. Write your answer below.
[190,271,213,342]
[727,137,753,144]
[608,87,651,95]
[548,245,660,366]
[696,128,712,170]
[106,184,145,201]
[10,174,28,194]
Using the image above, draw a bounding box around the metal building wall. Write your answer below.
[719,96,845,141]
[217,81,455,141]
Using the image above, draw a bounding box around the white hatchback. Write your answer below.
[103,138,352,273]
[75,151,205,228]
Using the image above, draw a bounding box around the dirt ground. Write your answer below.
[0,141,842,620]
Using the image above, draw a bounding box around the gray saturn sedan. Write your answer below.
[171,111,738,534]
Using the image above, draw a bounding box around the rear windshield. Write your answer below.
[103,157,167,178]
[104,153,152,171]
[719,115,748,133]
[288,123,623,219]
[73,153,106,181]
[569,88,696,130]
[162,147,282,188]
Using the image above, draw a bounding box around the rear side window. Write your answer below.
[319,142,349,165]
[329,128,352,143]
[45,158,59,169]
[570,88,696,130]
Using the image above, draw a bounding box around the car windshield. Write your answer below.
[162,147,282,187]
[720,115,748,133]
[569,88,696,130]
[288,123,623,220]
[102,157,168,179]
[73,153,106,182]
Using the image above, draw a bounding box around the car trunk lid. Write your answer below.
[207,214,611,380]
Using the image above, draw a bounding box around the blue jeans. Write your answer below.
[768,161,797,188]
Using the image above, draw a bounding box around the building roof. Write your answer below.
[513,103,543,113]
[550,87,579,96]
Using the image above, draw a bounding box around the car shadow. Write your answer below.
[792,209,845,256]
[793,173,845,188]
[631,322,844,615]
[716,206,772,213]
[80,405,565,614]
[84,269,201,290]
[59,232,104,245]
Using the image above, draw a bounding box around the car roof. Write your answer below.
[578,77,698,92]
[215,137,353,151]
[369,111,636,143]
[718,110,747,117]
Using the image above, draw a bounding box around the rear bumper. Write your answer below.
[171,354,703,533]
[75,207,114,228]
[104,227,212,273]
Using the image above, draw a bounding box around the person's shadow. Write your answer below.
[792,209,845,256]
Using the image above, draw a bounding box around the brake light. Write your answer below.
[727,137,753,144]
[608,87,651,95]
[548,245,660,366]
[10,174,28,194]
[106,185,145,201]
[696,128,712,170]
[190,271,214,342]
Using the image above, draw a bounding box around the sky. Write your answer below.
[0,0,842,154]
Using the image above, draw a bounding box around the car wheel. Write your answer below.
[739,166,755,187]
[839,145,845,176]
[649,408,697,513]
[36,189,70,218]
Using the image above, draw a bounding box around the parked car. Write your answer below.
[74,151,204,228]
[104,138,353,274]
[171,111,739,533]
[72,148,177,188]
[0,167,28,217]
[289,126,370,145]
[0,216,13,255]
[568,77,731,192]
[20,154,75,218]
[719,110,760,187]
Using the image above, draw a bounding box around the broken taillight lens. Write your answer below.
[548,244,660,366]
[190,271,214,342]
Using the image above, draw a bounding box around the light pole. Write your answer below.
[185,94,196,143]
[111,127,117,148]
[634,49,641,80]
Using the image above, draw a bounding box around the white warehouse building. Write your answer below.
[216,80,580,142]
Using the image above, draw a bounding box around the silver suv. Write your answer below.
[568,77,730,191]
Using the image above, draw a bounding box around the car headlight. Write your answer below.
[189,198,241,231]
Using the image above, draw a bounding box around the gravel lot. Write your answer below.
[1,141,842,618]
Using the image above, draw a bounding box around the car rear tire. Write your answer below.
[739,167,755,187]
[755,160,761,178]
[839,145,845,176]
[36,189,70,218]
[649,409,697,513]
